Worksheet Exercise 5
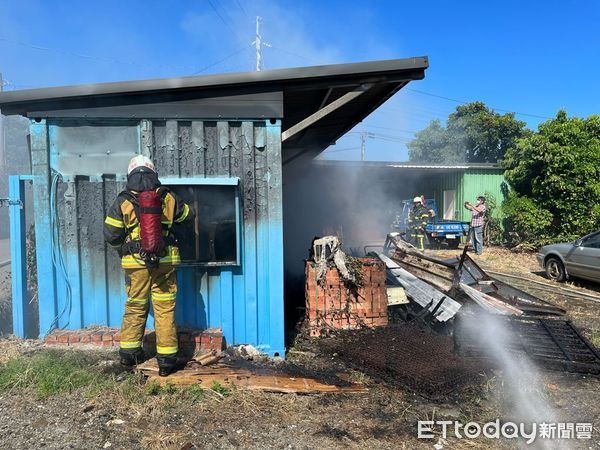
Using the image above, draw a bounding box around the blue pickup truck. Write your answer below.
[392,199,470,249]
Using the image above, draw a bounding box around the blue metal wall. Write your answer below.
[30,118,285,356]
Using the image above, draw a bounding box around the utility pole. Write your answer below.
[360,132,366,161]
[252,16,270,71]
[360,131,375,161]
[254,16,262,71]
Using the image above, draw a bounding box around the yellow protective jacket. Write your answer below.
[103,187,191,269]
[408,205,430,234]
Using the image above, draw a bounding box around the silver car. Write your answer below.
[536,231,600,283]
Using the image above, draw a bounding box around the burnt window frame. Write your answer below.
[162,177,242,267]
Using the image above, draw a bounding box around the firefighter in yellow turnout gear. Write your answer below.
[103,156,192,376]
[407,197,431,251]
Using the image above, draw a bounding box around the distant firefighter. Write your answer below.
[407,196,431,251]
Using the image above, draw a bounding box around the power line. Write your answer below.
[0,36,196,72]
[1,34,252,82]
[374,109,449,125]
[243,42,553,121]
[270,46,315,63]
[323,146,361,153]
[207,0,246,46]
[379,103,455,117]
[191,45,252,75]
[348,130,411,143]
[215,0,246,38]
[363,124,420,134]
[234,0,248,17]
[406,88,552,120]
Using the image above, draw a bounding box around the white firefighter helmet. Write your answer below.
[413,196,421,203]
[128,155,156,175]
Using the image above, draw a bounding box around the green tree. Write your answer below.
[408,101,528,163]
[406,119,457,163]
[503,110,600,245]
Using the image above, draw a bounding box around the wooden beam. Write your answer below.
[281,84,373,142]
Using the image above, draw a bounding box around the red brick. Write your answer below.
[304,258,388,335]
[100,340,113,346]
[68,334,80,344]
[79,335,91,344]
[57,333,69,344]
[91,332,103,343]
[102,333,113,342]
[45,334,58,344]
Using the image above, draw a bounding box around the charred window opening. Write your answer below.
[168,184,239,266]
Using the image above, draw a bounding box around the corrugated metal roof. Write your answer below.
[385,163,500,170]
[313,160,502,170]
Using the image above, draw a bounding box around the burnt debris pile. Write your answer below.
[375,234,600,375]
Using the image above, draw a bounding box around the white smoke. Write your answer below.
[460,312,564,449]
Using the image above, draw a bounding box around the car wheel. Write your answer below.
[545,256,566,282]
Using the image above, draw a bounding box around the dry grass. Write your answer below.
[433,245,540,275]
[140,428,189,450]
[347,369,371,384]
[0,337,24,364]
[588,327,600,349]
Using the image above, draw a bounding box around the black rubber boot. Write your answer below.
[157,355,178,377]
[119,348,145,367]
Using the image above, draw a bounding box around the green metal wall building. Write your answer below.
[424,164,508,222]
[285,161,509,270]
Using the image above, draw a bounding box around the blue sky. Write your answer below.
[1,0,598,161]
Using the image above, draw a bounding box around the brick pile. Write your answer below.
[305,257,388,336]
[44,327,223,353]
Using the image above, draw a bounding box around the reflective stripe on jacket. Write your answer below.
[408,206,430,228]
[103,188,191,268]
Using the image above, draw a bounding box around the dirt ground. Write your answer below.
[0,245,599,450]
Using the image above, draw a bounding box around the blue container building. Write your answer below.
[0,57,429,355]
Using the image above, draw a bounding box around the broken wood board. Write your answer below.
[136,360,368,394]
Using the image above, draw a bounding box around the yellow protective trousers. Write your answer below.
[411,233,425,251]
[120,265,178,356]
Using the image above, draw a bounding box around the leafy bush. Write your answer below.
[503,111,600,247]
[502,193,553,247]
[482,191,504,245]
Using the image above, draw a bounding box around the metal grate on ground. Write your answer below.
[319,325,488,399]
[455,316,600,375]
